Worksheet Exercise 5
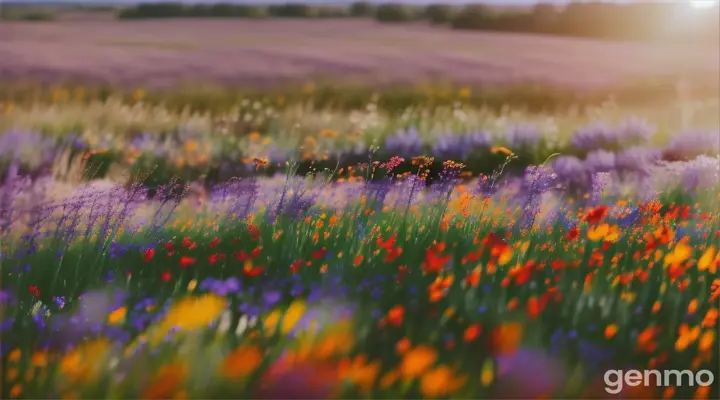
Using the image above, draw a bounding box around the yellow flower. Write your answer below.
[108,307,127,325]
[320,129,339,138]
[665,238,692,266]
[400,346,437,379]
[184,140,199,153]
[480,358,494,387]
[420,365,466,398]
[458,87,471,99]
[222,345,263,378]
[133,88,145,102]
[587,223,621,242]
[152,295,227,343]
[59,339,112,384]
[263,300,306,336]
[698,245,717,273]
[281,300,306,334]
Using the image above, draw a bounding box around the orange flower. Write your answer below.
[605,324,618,339]
[420,365,466,398]
[396,338,411,355]
[338,355,380,394]
[387,305,405,327]
[711,279,720,301]
[142,363,188,400]
[675,324,701,351]
[400,346,437,379]
[491,146,514,156]
[698,330,715,352]
[222,345,263,378]
[464,267,481,287]
[637,326,659,352]
[464,324,482,342]
[491,323,523,356]
[702,308,718,328]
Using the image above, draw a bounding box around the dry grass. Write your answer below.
[0,18,718,89]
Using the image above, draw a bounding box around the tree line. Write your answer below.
[117,2,719,43]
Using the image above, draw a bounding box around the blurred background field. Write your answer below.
[1,2,720,399]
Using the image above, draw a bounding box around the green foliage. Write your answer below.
[425,4,455,25]
[374,3,416,23]
[349,1,375,18]
[267,3,318,18]
[450,2,719,44]
[450,5,494,30]
[0,6,56,22]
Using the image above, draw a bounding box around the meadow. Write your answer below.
[1,8,720,400]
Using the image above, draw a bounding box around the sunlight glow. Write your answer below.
[689,0,719,9]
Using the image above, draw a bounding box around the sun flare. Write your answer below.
[690,0,719,9]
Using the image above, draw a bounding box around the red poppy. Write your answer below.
[233,250,249,262]
[143,248,155,262]
[181,237,192,248]
[160,271,172,282]
[208,254,219,264]
[243,261,264,277]
[209,237,221,248]
[584,206,608,224]
[312,247,327,259]
[165,241,175,256]
[383,247,403,263]
[421,246,451,274]
[565,226,579,241]
[550,260,566,270]
[28,285,41,298]
[179,256,196,268]
[377,234,396,250]
[290,259,303,273]
[251,246,263,258]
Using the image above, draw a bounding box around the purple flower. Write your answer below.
[615,146,662,176]
[263,291,282,307]
[505,124,541,148]
[616,117,655,145]
[664,129,720,161]
[584,150,616,173]
[384,128,423,157]
[431,131,491,160]
[571,122,619,151]
[552,155,590,187]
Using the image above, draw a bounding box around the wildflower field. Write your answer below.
[1,82,719,400]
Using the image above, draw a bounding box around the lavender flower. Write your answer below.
[571,122,619,151]
[505,124,541,148]
[552,156,590,188]
[615,146,662,176]
[664,129,720,161]
[384,128,424,157]
[584,150,616,173]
